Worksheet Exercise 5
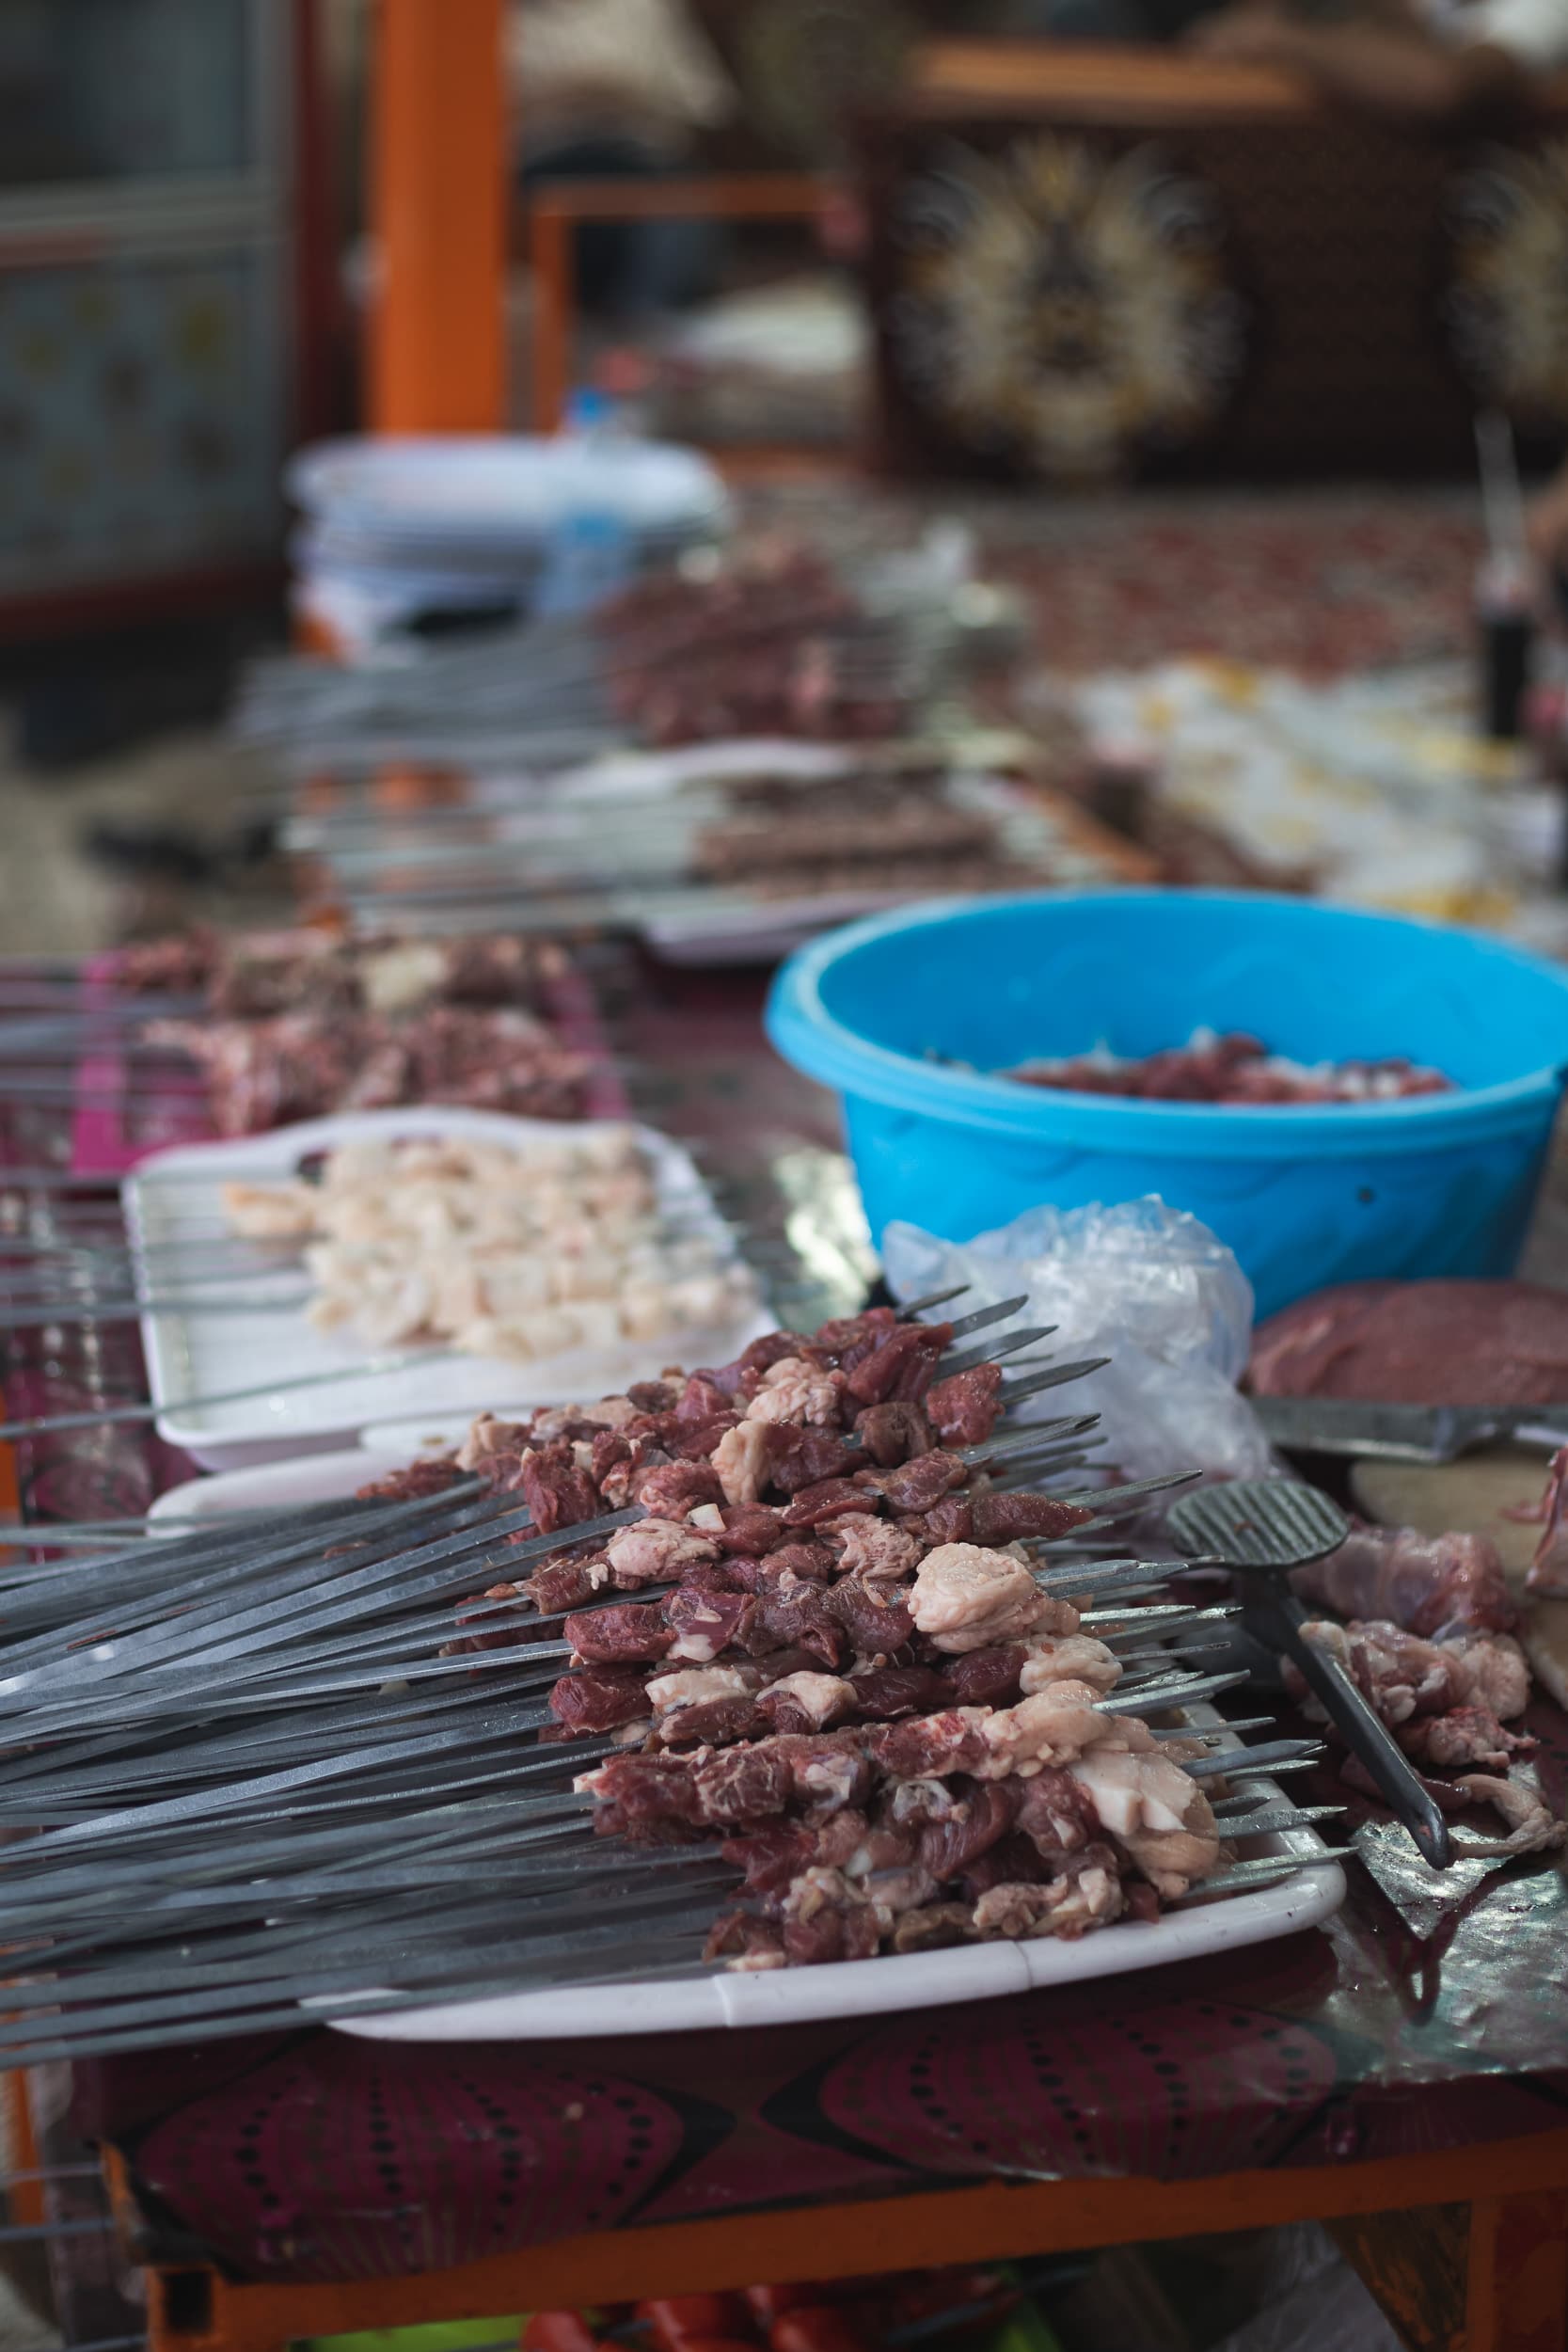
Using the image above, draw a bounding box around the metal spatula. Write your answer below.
[1167,1478,1451,1870]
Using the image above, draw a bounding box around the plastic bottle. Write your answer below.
[536,388,635,618]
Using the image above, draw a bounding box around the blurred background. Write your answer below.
[7,0,1568,961]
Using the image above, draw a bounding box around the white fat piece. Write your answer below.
[604,1518,721,1587]
[765,1671,856,1728]
[1066,1748,1197,1838]
[644,1665,752,1716]
[744,1356,847,1427]
[976,1684,1125,1778]
[832,1519,922,1582]
[712,1420,773,1506]
[910,1542,1062,1653]
[1019,1634,1122,1697]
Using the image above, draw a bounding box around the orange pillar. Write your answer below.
[368,0,507,431]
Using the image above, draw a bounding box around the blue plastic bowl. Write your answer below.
[766,889,1568,1319]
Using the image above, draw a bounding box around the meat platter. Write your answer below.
[141,1446,1345,2041]
[123,1107,773,1469]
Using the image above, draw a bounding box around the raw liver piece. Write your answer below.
[1250,1279,1568,1407]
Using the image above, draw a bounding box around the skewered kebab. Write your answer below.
[143,1004,593,1136]
[0,1308,1335,2060]
[119,928,565,1018]
[236,549,927,760]
[0,1315,1161,1729]
[0,928,602,1136]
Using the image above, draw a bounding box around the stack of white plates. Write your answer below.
[287,433,731,657]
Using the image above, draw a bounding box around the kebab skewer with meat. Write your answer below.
[0,1308,1350,2048]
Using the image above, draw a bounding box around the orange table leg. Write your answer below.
[368,0,507,431]
[1465,2190,1568,2352]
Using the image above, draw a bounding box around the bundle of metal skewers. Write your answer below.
[232,545,974,774]
[0,1292,1343,2063]
[281,771,1105,940]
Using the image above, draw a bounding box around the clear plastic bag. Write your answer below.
[1209,2224,1406,2352]
[882,1195,1275,1483]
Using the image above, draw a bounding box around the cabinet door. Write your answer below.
[0,0,261,190]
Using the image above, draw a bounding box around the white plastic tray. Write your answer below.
[124,1106,771,1470]
[146,1448,406,1525]
[143,1451,1345,2040]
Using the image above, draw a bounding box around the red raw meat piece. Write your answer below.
[526,1552,607,1614]
[705,1910,787,1965]
[826,1579,915,1654]
[676,1374,730,1422]
[962,1834,1049,1898]
[771,1430,862,1495]
[668,1415,740,1462]
[1249,1279,1568,1407]
[915,1780,1022,1878]
[784,1477,881,1527]
[356,1455,465,1502]
[755,1680,858,1734]
[589,1753,705,1827]
[1017,1768,1102,1855]
[548,1666,649,1731]
[590,1430,634,1487]
[657,1694,770,1748]
[564,1602,673,1664]
[467,1447,531,1492]
[902,1496,974,1546]
[518,1441,603,1534]
[873,1451,967,1514]
[632,1460,725,1517]
[925,1363,1004,1447]
[742,1331,812,1375]
[677,1558,751,1595]
[714,1504,785,1556]
[662,1586,757,1659]
[751,1586,846,1667]
[761,1539,836,1582]
[692,1742,795,1822]
[865,1710,990,1779]
[970,1492,1093,1544]
[721,1822,819,1895]
[772,1731,876,1812]
[845,1323,953,1406]
[626,1380,679,1412]
[853,1401,932,1466]
[942,1645,1027,1707]
[815,1307,898,1362]
[847,1665,951,1718]
[784,1900,880,1967]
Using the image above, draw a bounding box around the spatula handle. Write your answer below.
[1250,1582,1452,1870]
